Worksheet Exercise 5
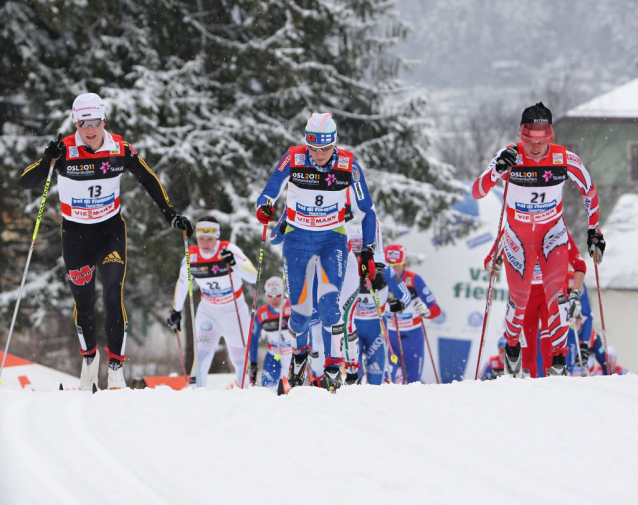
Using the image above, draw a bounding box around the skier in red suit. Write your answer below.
[473,102,606,376]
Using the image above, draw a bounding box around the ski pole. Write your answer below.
[224,249,246,347]
[174,330,189,386]
[592,251,610,375]
[393,313,408,384]
[420,317,440,384]
[362,265,398,364]
[275,274,286,361]
[1,144,59,382]
[183,230,201,387]
[241,214,270,389]
[474,170,511,380]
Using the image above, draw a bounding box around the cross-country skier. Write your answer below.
[255,113,377,391]
[473,102,606,377]
[480,337,506,380]
[592,346,627,376]
[167,217,256,387]
[351,228,411,385]
[484,230,586,377]
[384,244,441,384]
[248,276,292,388]
[20,93,192,390]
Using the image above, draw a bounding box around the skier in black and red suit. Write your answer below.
[21,92,192,390]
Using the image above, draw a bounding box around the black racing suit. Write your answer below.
[21,131,178,361]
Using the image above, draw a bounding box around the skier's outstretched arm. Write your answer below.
[414,274,441,319]
[350,160,377,246]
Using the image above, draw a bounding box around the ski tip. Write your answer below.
[390,355,398,364]
[92,383,98,394]
[59,383,64,390]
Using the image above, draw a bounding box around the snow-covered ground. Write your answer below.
[1,375,636,505]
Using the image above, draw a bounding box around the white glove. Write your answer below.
[568,289,582,319]
[486,256,503,274]
[414,299,430,319]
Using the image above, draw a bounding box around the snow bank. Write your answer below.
[1,375,636,505]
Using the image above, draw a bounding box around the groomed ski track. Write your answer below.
[1,375,636,505]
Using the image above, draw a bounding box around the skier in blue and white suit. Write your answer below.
[350,225,412,385]
[256,113,377,390]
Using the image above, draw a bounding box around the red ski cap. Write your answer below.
[384,244,406,266]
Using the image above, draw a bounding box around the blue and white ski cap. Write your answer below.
[305,112,337,146]
[264,277,284,297]
[72,93,106,121]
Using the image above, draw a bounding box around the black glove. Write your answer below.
[256,204,274,224]
[249,362,258,385]
[587,228,605,264]
[576,343,590,367]
[494,145,518,174]
[568,288,582,319]
[371,263,385,291]
[166,309,182,332]
[171,215,194,237]
[358,248,376,281]
[43,133,63,161]
[389,298,405,313]
[221,249,235,267]
[343,203,354,222]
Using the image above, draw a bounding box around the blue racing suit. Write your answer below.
[354,266,411,385]
[249,301,292,388]
[257,146,376,367]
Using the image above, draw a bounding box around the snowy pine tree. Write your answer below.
[0,0,460,372]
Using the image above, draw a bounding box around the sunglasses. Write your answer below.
[308,144,335,153]
[78,119,102,128]
[266,294,283,298]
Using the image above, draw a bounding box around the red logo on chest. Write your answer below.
[67,265,96,285]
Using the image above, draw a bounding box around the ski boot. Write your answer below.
[504,341,522,377]
[277,350,309,395]
[344,361,362,385]
[80,348,100,391]
[322,366,342,392]
[547,354,567,376]
[107,359,126,389]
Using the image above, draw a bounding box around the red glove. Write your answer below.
[358,249,376,281]
[256,204,274,225]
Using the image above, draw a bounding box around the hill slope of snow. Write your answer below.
[1,375,636,505]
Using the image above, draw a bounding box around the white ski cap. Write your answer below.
[264,277,284,297]
[195,220,220,238]
[72,93,106,122]
[305,112,337,146]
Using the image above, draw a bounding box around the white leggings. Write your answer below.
[190,298,251,387]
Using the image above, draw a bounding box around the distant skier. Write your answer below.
[473,102,606,376]
[167,217,256,387]
[255,113,377,391]
[480,337,506,380]
[592,346,627,376]
[248,277,292,388]
[21,92,192,390]
[384,244,441,384]
[351,229,411,385]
